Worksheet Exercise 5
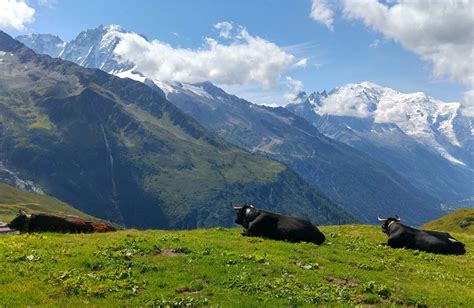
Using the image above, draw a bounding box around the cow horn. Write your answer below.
[230,202,243,211]
[377,216,387,222]
[395,216,401,221]
[19,209,27,216]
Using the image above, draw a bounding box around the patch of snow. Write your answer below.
[116,69,147,83]
[153,80,176,97]
[180,83,213,99]
[435,102,462,147]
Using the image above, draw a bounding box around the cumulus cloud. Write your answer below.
[342,0,474,116]
[310,0,335,31]
[373,96,410,123]
[318,85,373,117]
[214,21,233,38]
[0,0,35,30]
[284,76,306,102]
[114,27,295,87]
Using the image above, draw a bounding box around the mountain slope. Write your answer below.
[148,81,442,225]
[15,33,65,58]
[0,31,353,228]
[287,83,473,203]
[0,182,92,222]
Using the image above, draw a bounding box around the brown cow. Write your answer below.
[7,210,116,233]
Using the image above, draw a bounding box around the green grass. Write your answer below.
[0,225,472,306]
[0,183,93,223]
[423,208,474,235]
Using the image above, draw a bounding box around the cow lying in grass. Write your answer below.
[378,216,466,255]
[232,203,325,245]
[8,210,116,233]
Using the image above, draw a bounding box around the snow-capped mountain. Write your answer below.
[16,33,65,58]
[288,82,473,203]
[17,25,133,73]
[303,82,469,165]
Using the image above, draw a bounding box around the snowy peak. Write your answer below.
[307,90,327,106]
[16,25,132,73]
[295,82,471,166]
[16,33,65,58]
[59,24,132,73]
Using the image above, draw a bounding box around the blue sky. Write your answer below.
[2,0,470,106]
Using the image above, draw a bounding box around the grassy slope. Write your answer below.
[0,226,472,306]
[423,208,474,235]
[0,183,92,222]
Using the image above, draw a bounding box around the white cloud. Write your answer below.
[373,96,410,123]
[114,27,295,88]
[214,21,233,39]
[284,76,306,102]
[292,58,308,68]
[310,0,335,31]
[0,0,35,31]
[342,0,474,116]
[463,89,474,117]
[318,85,373,117]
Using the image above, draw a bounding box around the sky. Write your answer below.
[1,0,473,110]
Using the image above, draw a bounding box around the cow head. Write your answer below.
[7,209,31,231]
[378,216,400,234]
[231,203,259,229]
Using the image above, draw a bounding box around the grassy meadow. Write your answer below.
[0,225,472,306]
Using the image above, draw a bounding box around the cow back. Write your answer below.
[387,223,465,255]
[29,214,93,233]
[250,211,325,245]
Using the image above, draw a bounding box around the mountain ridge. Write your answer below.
[288,82,473,203]
[1,31,354,228]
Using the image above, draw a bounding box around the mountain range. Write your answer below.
[1,30,354,228]
[14,25,465,225]
[287,83,473,206]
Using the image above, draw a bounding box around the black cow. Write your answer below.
[8,210,116,233]
[232,203,325,245]
[378,216,466,255]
